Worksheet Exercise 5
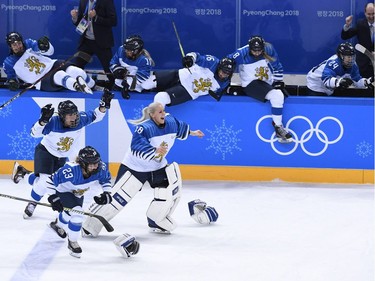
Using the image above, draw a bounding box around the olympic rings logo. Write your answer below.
[255,115,344,156]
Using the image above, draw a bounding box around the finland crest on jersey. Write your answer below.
[52,162,112,197]
[13,48,56,86]
[179,64,220,100]
[239,59,273,87]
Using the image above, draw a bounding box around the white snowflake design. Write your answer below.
[7,125,38,159]
[356,141,373,158]
[206,119,242,160]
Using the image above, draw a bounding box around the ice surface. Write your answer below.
[0,176,373,281]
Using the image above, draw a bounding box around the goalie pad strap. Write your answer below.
[146,162,182,232]
[82,171,143,237]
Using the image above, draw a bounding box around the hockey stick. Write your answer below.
[172,21,192,74]
[355,43,374,66]
[0,51,91,110]
[85,71,137,89]
[0,193,114,232]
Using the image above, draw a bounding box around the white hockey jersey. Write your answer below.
[13,48,57,89]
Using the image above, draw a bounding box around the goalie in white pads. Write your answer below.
[188,199,219,224]
[82,102,205,236]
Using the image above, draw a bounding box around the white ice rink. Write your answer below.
[0,176,373,281]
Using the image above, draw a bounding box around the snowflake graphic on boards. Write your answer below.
[0,102,11,117]
[7,125,38,159]
[133,104,146,120]
[206,119,242,160]
[356,141,372,158]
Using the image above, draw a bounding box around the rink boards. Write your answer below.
[0,90,373,184]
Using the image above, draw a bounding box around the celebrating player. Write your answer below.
[12,91,114,219]
[152,53,235,106]
[110,34,155,98]
[82,102,204,236]
[227,35,292,143]
[47,146,117,258]
[306,42,373,96]
[3,31,94,93]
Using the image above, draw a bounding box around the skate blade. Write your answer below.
[69,251,81,258]
[150,228,171,235]
[277,138,293,144]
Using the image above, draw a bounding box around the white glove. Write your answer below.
[188,199,219,224]
[113,233,140,258]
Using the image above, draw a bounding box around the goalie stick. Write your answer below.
[0,192,114,232]
[0,51,91,110]
[354,43,374,66]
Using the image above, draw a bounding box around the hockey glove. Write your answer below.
[112,65,127,79]
[38,36,50,52]
[208,90,222,101]
[113,233,140,258]
[121,80,130,99]
[8,79,20,91]
[99,88,114,109]
[188,199,219,224]
[337,77,353,88]
[48,194,64,212]
[272,81,285,90]
[365,76,374,90]
[182,55,194,68]
[39,104,54,125]
[94,191,112,205]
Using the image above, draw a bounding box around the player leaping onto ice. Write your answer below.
[227,35,292,143]
[82,102,204,236]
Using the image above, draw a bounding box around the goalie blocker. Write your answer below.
[82,162,182,236]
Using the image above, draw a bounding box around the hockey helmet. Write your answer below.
[248,35,265,56]
[123,35,144,58]
[78,146,101,176]
[58,100,79,128]
[337,42,355,68]
[6,31,25,55]
[216,58,235,81]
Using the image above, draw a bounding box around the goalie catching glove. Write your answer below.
[188,199,218,224]
[113,233,140,258]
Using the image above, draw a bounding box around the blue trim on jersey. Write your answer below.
[193,52,231,93]
[227,43,284,80]
[52,162,112,194]
[130,115,189,160]
[42,110,97,135]
[110,45,153,82]
[3,39,40,80]
[321,57,362,83]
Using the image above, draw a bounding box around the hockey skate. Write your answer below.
[272,122,293,143]
[68,239,82,258]
[74,76,93,94]
[23,202,37,219]
[49,219,67,239]
[11,162,31,184]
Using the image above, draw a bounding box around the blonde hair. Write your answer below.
[135,49,155,67]
[128,102,163,125]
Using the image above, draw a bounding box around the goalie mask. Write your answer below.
[6,31,25,56]
[58,100,80,128]
[216,58,235,81]
[337,42,355,69]
[248,35,265,58]
[188,199,219,224]
[78,146,102,177]
[123,35,144,59]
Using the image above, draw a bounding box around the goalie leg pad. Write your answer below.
[82,171,143,237]
[113,233,140,258]
[146,162,182,232]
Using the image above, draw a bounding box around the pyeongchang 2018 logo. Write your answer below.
[256,115,344,156]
